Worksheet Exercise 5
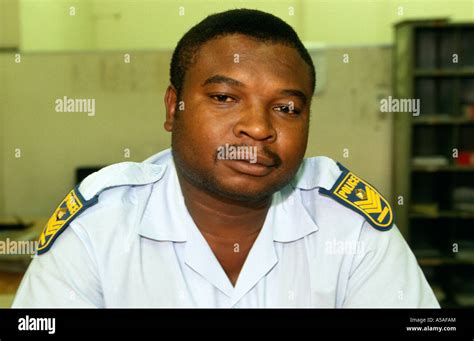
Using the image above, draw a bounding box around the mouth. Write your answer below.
[215,144,281,177]
[253,154,276,167]
[225,158,276,177]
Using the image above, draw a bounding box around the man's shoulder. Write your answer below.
[75,148,173,210]
[36,149,173,255]
[291,155,343,190]
[293,156,394,232]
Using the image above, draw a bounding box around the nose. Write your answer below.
[232,106,277,143]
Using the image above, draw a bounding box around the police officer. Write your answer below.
[13,9,439,308]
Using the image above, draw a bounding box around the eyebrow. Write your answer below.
[202,75,244,87]
[279,89,307,106]
[202,74,308,105]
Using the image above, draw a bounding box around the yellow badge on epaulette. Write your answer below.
[320,166,393,231]
[37,186,97,255]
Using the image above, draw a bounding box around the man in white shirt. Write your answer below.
[13,9,439,308]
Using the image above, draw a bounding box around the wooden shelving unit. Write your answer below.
[393,19,474,308]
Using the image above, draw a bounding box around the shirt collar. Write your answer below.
[137,149,187,242]
[270,184,319,243]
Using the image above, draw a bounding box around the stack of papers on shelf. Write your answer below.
[411,203,439,215]
[452,187,474,212]
[414,248,442,258]
[412,156,449,167]
[455,240,474,261]
[453,276,474,307]
[431,285,446,302]
[456,294,474,307]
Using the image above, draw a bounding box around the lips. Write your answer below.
[216,144,280,176]
[225,158,275,177]
[253,154,276,167]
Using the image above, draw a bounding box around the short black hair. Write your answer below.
[170,9,316,97]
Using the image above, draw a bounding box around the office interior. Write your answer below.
[0,0,473,308]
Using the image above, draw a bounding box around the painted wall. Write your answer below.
[302,0,474,46]
[17,0,474,51]
[0,0,20,48]
[1,51,171,216]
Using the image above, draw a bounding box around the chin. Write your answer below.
[212,187,274,203]
[212,178,285,202]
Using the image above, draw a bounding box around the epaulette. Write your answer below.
[319,163,394,231]
[36,162,165,255]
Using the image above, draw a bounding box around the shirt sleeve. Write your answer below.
[11,222,104,308]
[342,222,440,308]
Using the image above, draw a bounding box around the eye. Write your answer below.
[210,94,235,103]
[274,104,301,115]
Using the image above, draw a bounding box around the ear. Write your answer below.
[164,85,179,132]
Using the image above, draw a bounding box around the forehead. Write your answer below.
[188,34,312,93]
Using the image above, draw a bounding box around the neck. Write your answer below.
[176,172,272,239]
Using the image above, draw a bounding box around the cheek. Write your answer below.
[188,104,235,145]
[174,112,229,163]
[276,125,308,162]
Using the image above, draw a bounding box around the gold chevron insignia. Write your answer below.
[37,189,84,253]
[333,172,393,229]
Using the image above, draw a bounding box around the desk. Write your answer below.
[0,271,24,307]
[0,217,47,306]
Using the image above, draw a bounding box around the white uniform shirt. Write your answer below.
[12,149,439,308]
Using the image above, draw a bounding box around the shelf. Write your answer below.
[411,164,474,172]
[410,210,474,219]
[412,116,474,125]
[439,298,474,309]
[414,69,474,77]
[394,19,474,309]
[417,257,474,266]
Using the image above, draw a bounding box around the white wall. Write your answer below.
[307,46,393,198]
[16,0,474,51]
[1,51,172,216]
